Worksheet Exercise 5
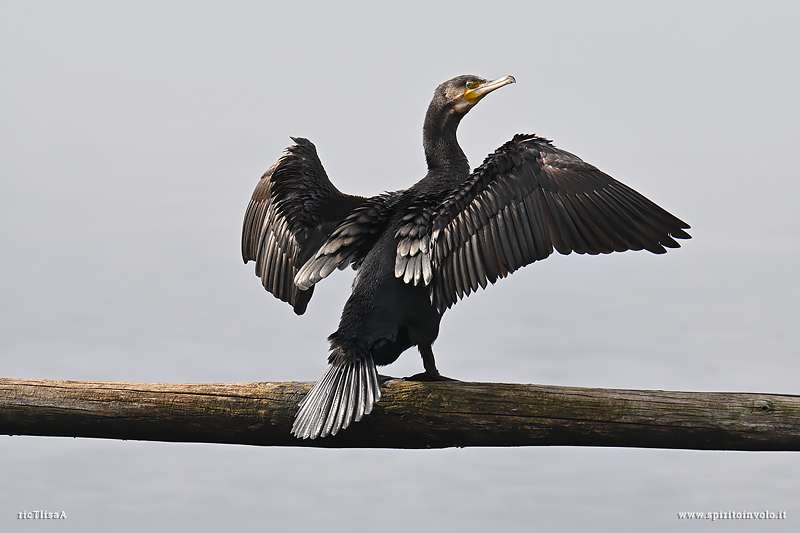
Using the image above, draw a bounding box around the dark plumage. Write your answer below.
[242,75,691,439]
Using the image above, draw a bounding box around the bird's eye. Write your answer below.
[466,81,476,90]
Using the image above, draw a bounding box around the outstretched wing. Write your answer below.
[396,134,692,313]
[242,137,365,314]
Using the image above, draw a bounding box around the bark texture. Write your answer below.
[1,378,799,450]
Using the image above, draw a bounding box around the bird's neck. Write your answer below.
[423,108,470,179]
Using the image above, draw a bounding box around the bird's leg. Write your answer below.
[404,344,458,382]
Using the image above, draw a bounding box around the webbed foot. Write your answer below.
[403,371,459,382]
[378,374,397,385]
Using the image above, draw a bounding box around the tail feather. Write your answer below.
[292,356,381,439]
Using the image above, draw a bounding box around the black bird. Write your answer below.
[242,75,690,439]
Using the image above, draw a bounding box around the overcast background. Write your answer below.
[2,1,799,531]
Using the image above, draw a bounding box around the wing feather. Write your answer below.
[296,194,397,290]
[242,138,366,314]
[426,134,691,312]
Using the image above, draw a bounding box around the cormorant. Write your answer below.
[242,75,690,439]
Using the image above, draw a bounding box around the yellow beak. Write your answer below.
[463,75,516,105]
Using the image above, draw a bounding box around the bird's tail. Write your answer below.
[291,353,381,439]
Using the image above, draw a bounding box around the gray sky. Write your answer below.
[2,1,799,531]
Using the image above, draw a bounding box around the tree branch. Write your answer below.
[1,378,799,450]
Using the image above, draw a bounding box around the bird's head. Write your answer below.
[434,75,516,115]
[423,74,516,171]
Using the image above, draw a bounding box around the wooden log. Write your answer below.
[1,377,799,450]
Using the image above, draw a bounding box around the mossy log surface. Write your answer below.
[1,377,799,450]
